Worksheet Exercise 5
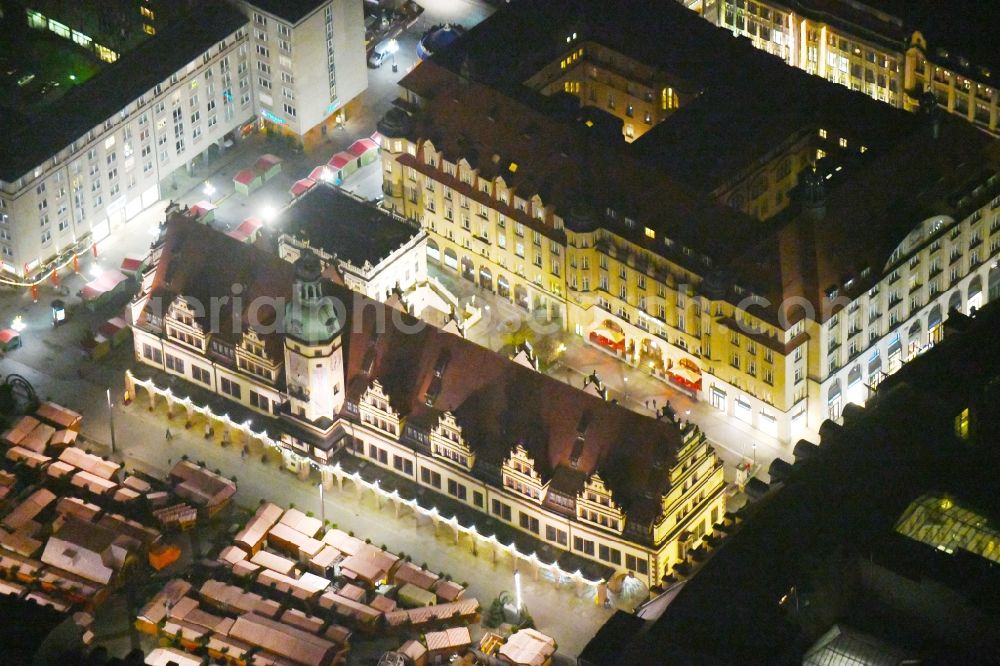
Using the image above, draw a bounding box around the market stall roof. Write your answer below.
[0,329,19,344]
[120,256,144,273]
[347,137,377,157]
[226,217,263,243]
[190,201,216,217]
[309,165,329,182]
[498,628,557,666]
[255,153,282,170]
[80,270,128,302]
[234,168,258,185]
[328,152,351,169]
[290,177,317,197]
[98,317,128,338]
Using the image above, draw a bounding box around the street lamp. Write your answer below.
[318,482,326,525]
[107,388,117,455]
[261,206,276,222]
[387,38,399,72]
[203,181,216,199]
[623,376,629,403]
[752,442,757,467]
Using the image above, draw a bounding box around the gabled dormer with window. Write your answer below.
[430,411,473,470]
[359,379,400,437]
[235,328,280,384]
[502,444,547,502]
[577,473,624,533]
[165,296,206,352]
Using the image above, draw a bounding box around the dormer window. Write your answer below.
[502,445,545,501]
[576,473,624,533]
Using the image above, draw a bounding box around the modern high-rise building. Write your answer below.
[378,0,1000,444]
[0,0,366,280]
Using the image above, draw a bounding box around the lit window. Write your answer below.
[839,137,848,148]
[644,227,655,239]
[860,145,868,153]
[954,407,970,440]
[508,162,518,173]
[144,24,155,35]
[818,128,827,138]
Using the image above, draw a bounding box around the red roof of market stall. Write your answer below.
[234,169,257,185]
[347,138,377,157]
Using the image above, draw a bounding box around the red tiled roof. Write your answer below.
[344,298,683,521]
[149,220,687,525]
[147,215,294,358]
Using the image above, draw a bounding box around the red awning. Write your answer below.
[255,153,282,170]
[236,217,262,236]
[289,178,317,197]
[309,166,329,182]
[120,257,143,272]
[0,329,18,344]
[234,169,257,185]
[347,138,377,157]
[98,317,127,338]
[328,153,351,169]
[81,270,128,301]
[190,200,216,217]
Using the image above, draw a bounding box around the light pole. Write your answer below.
[388,38,399,73]
[623,376,629,403]
[514,569,523,612]
[106,388,117,455]
[752,442,757,467]
[318,482,326,525]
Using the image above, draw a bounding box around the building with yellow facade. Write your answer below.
[702,0,999,136]
[126,214,729,592]
[378,0,1000,444]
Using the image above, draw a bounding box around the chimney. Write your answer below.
[919,90,941,140]
[799,166,827,221]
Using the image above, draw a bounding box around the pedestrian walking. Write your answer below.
[165,427,173,441]
[652,399,657,410]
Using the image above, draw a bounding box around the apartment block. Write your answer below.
[702,0,999,136]
[0,4,253,278]
[243,0,367,147]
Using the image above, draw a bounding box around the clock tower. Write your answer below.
[283,250,345,431]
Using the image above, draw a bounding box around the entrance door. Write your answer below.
[710,386,726,411]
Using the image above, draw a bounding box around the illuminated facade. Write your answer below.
[0,0,368,279]
[0,5,253,279]
[242,0,367,147]
[379,0,1000,443]
[127,218,729,588]
[707,0,999,136]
